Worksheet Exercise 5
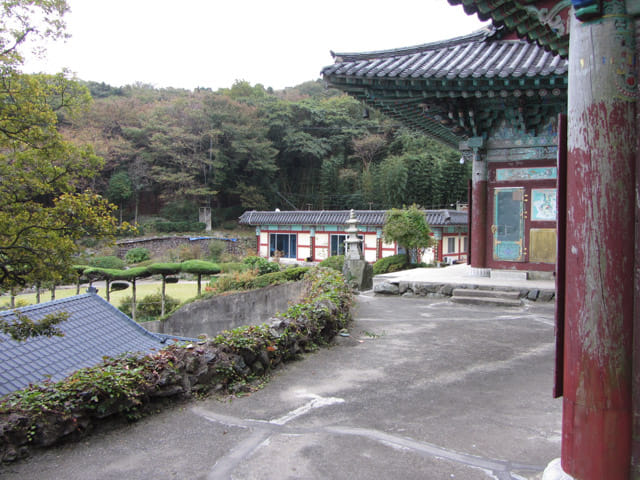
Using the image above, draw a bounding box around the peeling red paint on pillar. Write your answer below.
[632,17,640,480]
[563,12,635,480]
[470,154,487,269]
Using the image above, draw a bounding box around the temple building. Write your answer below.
[322,26,567,278]
[238,209,468,265]
[322,1,639,478]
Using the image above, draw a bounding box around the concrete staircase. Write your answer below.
[450,288,522,307]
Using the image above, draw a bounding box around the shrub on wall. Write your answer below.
[372,254,409,275]
[318,255,344,272]
[125,247,150,264]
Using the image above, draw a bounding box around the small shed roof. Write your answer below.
[239,209,468,227]
[0,293,174,396]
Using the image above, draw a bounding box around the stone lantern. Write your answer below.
[341,209,372,291]
[344,209,363,260]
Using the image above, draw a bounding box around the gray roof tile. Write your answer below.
[0,293,172,397]
[322,28,567,81]
[239,210,467,227]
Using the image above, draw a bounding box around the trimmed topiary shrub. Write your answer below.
[318,255,344,272]
[89,256,125,270]
[110,281,130,292]
[125,247,150,264]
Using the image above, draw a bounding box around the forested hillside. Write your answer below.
[62,79,470,226]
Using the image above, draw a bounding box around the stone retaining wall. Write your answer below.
[115,236,254,259]
[145,281,307,338]
[373,280,555,302]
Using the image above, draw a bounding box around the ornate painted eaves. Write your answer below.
[322,27,567,149]
[447,0,572,58]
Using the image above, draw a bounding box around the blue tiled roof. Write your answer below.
[239,209,468,227]
[0,293,172,396]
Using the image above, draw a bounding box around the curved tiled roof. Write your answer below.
[239,210,468,227]
[446,0,571,58]
[324,27,566,80]
[0,293,174,396]
[322,25,567,148]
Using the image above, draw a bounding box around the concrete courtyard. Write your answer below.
[1,294,561,480]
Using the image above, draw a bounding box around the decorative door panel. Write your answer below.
[493,187,525,262]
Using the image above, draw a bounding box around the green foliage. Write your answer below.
[0,5,120,292]
[110,266,151,281]
[159,200,198,222]
[318,255,344,272]
[107,171,132,207]
[242,256,280,275]
[372,254,410,275]
[0,354,153,421]
[208,240,227,261]
[248,267,309,289]
[110,281,129,292]
[124,247,150,264]
[207,270,257,294]
[217,262,250,273]
[89,256,125,270]
[0,1,69,68]
[0,311,68,341]
[180,260,221,275]
[0,267,352,458]
[147,263,182,276]
[118,292,179,320]
[82,267,123,280]
[383,205,434,262]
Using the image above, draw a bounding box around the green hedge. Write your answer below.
[372,254,409,275]
[372,254,428,275]
[318,255,344,272]
[118,292,179,320]
[248,267,310,289]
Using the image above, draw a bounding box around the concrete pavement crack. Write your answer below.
[194,402,545,480]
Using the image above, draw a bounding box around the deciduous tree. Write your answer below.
[383,205,434,263]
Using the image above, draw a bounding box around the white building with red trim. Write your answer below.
[239,209,468,264]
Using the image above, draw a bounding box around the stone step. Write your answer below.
[450,295,522,307]
[490,270,528,281]
[451,288,521,300]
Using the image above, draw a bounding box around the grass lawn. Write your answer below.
[0,281,203,310]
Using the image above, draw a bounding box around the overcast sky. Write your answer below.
[23,0,488,91]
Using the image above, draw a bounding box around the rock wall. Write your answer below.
[115,236,254,259]
[145,281,307,338]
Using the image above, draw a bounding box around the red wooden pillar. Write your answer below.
[634,13,640,478]
[310,228,316,262]
[470,150,488,274]
[255,227,261,256]
[562,10,635,479]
